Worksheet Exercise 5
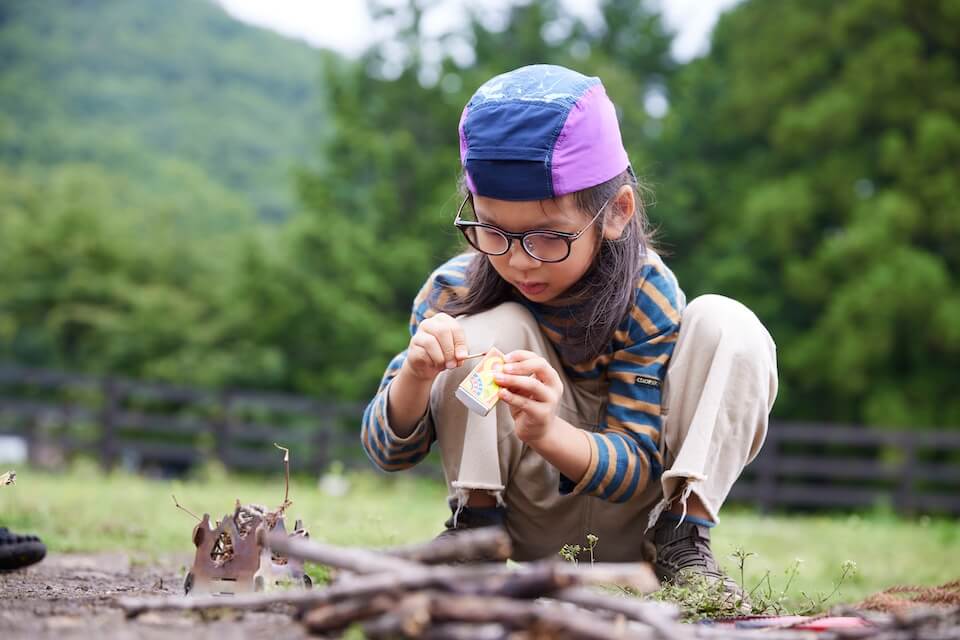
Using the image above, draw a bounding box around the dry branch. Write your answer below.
[120,556,657,619]
[170,494,201,522]
[357,591,659,640]
[299,593,396,631]
[270,530,657,592]
[552,587,686,638]
[266,531,424,574]
[384,527,512,564]
[120,531,665,640]
[419,622,511,640]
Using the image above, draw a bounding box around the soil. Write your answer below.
[0,553,310,639]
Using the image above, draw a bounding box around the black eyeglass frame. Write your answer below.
[453,194,611,263]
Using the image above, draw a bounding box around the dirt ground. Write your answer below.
[0,553,311,639]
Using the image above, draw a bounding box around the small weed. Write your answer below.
[585,533,599,565]
[651,571,741,621]
[650,549,859,621]
[559,533,599,567]
[559,543,582,565]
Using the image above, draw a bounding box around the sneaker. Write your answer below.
[439,503,506,537]
[0,527,46,571]
[652,519,751,615]
[434,503,508,563]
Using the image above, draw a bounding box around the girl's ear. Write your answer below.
[602,184,636,240]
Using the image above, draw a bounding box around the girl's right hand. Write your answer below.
[402,313,469,382]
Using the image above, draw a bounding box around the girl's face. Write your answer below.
[471,194,611,304]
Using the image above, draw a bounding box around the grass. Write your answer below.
[2,461,958,611]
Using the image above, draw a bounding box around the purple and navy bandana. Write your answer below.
[458,65,630,201]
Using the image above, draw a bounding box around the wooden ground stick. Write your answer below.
[300,593,396,632]
[552,587,687,639]
[360,591,659,640]
[266,531,423,574]
[551,563,660,594]
[120,539,658,619]
[383,527,512,564]
[420,622,511,640]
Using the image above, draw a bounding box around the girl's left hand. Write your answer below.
[494,350,564,443]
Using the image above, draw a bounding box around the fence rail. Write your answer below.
[1,366,959,515]
[0,365,363,476]
[729,424,960,514]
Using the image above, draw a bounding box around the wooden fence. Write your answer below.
[1,366,959,515]
[0,366,363,475]
[729,423,960,515]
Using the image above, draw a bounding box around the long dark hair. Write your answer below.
[442,168,655,364]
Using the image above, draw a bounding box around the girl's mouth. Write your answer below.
[517,282,548,296]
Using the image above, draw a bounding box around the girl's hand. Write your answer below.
[402,313,469,383]
[495,350,563,443]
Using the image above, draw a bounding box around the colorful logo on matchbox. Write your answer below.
[460,352,504,405]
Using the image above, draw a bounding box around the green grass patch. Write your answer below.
[2,462,957,610]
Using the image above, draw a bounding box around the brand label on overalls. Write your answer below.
[635,375,661,389]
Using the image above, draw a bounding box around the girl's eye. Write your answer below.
[523,233,569,262]
[471,227,509,253]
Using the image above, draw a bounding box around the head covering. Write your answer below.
[458,64,630,201]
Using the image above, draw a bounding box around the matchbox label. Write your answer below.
[456,348,505,415]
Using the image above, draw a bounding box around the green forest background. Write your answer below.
[1,0,958,429]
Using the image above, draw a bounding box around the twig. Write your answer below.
[383,527,512,564]
[361,591,657,640]
[421,622,511,640]
[552,587,686,639]
[300,593,395,631]
[120,558,659,619]
[269,531,658,593]
[267,531,423,574]
[171,494,201,522]
[273,442,291,508]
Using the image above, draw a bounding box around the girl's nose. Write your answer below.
[508,241,542,270]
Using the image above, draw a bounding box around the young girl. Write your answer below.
[361,65,777,603]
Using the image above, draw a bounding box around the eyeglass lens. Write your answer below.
[460,201,571,262]
[462,225,571,262]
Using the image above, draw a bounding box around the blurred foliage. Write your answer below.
[0,0,958,427]
[0,0,326,226]
[654,0,960,426]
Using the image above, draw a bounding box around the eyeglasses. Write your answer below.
[453,194,610,263]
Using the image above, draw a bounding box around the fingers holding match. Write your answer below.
[493,371,552,402]
[501,351,562,388]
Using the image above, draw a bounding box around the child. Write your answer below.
[361,65,777,604]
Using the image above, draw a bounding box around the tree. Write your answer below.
[657,0,960,427]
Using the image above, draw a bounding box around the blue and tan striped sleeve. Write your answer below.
[360,254,473,471]
[560,262,683,502]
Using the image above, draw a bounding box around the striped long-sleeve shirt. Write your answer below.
[361,251,685,502]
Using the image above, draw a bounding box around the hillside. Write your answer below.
[0,0,329,230]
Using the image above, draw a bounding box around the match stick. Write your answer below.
[461,352,488,361]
